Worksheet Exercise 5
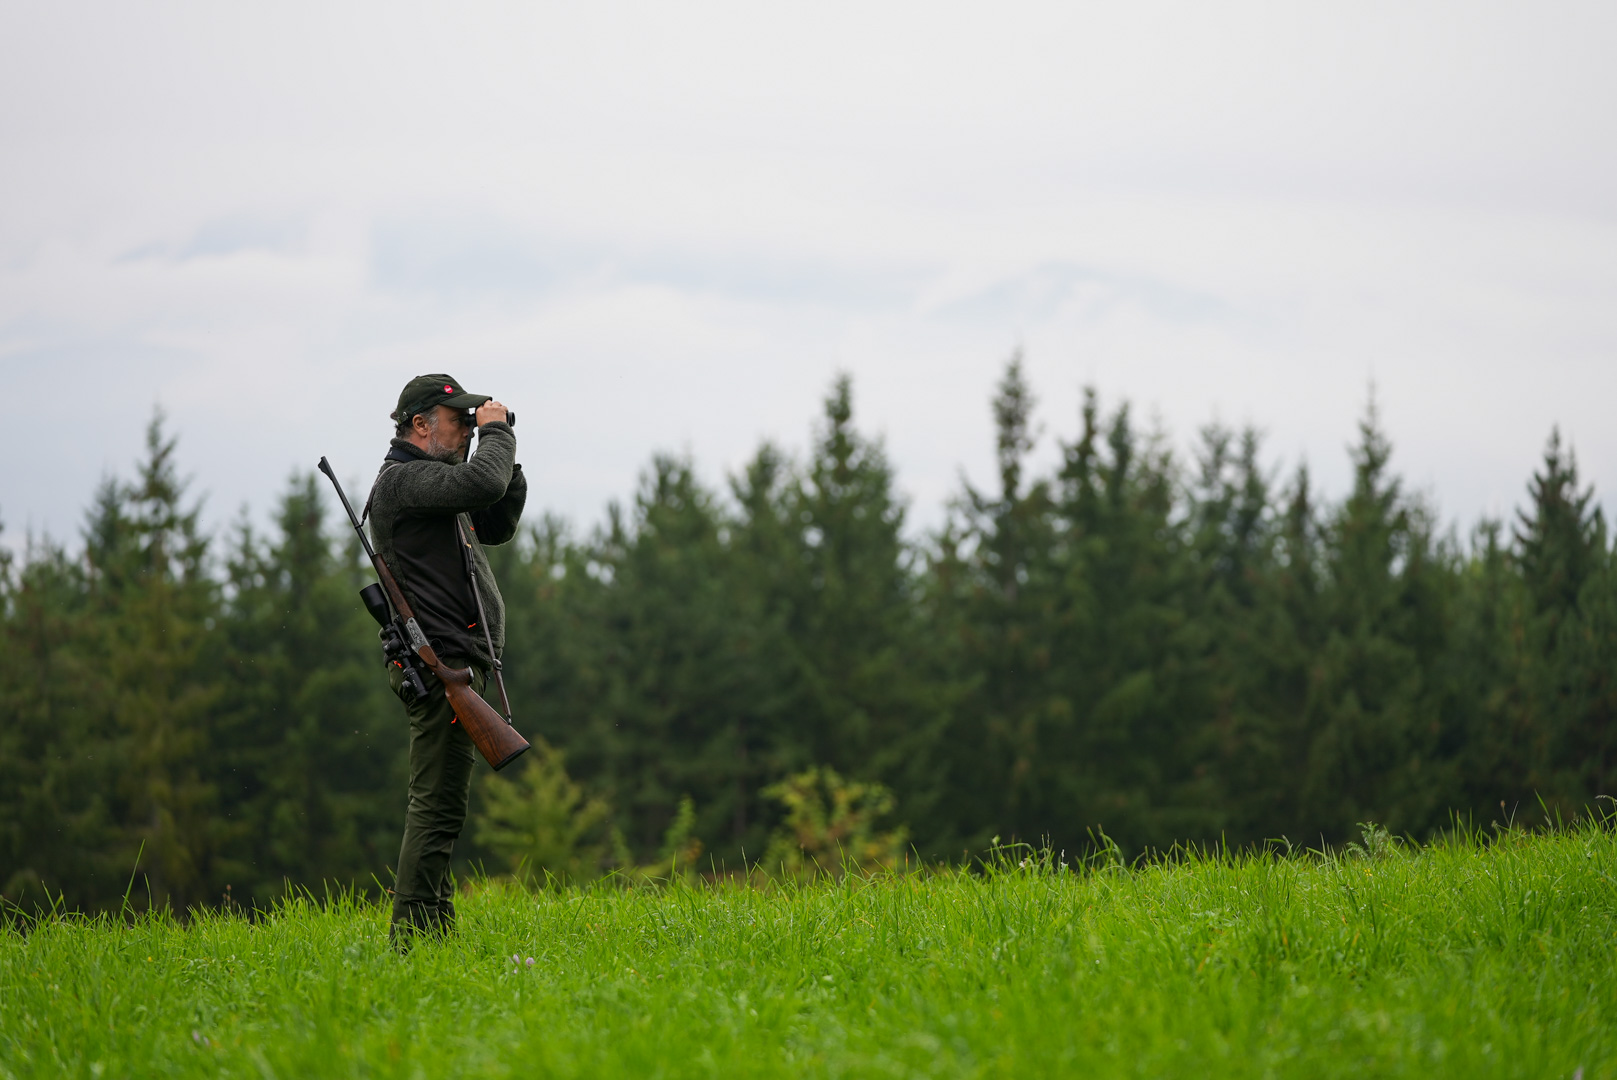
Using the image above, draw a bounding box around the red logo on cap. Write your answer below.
[444,384,453,392]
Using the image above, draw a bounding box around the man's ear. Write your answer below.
[412,413,431,437]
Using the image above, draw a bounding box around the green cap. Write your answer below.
[392,373,491,425]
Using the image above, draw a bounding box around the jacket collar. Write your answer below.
[387,438,430,464]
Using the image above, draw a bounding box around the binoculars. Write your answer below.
[459,408,514,428]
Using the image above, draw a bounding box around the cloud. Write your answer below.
[940,263,1234,328]
[115,213,309,265]
[370,215,570,301]
[367,211,925,313]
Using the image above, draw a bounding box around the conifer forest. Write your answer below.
[3,359,1612,914]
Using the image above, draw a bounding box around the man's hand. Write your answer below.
[476,399,511,427]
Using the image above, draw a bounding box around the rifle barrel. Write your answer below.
[317,456,378,560]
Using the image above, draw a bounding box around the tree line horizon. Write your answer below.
[2,357,1612,913]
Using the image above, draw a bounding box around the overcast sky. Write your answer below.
[4,1,1615,551]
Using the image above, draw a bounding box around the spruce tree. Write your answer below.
[1301,397,1459,839]
[784,375,941,818]
[1052,395,1201,852]
[1515,429,1603,617]
[1448,518,1520,822]
[1503,429,1612,815]
[1183,424,1301,839]
[726,440,804,842]
[0,528,121,909]
[933,353,1059,851]
[561,456,767,865]
[88,413,220,910]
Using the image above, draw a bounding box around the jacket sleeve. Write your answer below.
[470,462,527,546]
[383,422,518,514]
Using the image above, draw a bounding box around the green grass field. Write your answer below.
[3,824,1613,1079]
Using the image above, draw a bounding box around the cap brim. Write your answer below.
[443,392,491,410]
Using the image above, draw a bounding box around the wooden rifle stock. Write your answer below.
[370,552,530,771]
[318,456,530,772]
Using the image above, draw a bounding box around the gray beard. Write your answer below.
[424,430,463,464]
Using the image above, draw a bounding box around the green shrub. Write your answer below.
[473,739,614,884]
[762,766,908,879]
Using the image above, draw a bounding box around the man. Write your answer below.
[367,373,526,942]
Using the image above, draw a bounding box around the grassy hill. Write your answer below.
[3,821,1613,1078]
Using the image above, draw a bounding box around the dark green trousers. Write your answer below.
[388,657,487,940]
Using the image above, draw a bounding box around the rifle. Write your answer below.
[318,456,530,772]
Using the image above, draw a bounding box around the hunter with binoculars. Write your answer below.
[318,373,529,947]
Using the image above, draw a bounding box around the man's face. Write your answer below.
[420,404,475,464]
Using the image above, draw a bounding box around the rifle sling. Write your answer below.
[457,518,513,721]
